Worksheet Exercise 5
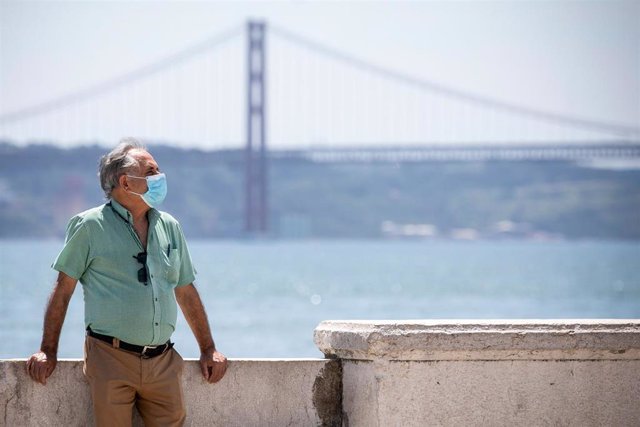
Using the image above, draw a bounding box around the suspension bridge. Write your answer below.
[1,20,638,233]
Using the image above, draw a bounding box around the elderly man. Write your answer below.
[27,138,227,426]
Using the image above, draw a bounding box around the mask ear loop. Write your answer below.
[124,175,149,195]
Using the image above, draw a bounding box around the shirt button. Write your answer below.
[155,323,159,326]
[150,274,154,278]
[155,298,158,301]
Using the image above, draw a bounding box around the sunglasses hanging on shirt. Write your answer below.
[133,251,148,285]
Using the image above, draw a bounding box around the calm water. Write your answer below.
[1,239,638,359]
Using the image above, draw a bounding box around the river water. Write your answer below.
[1,239,638,358]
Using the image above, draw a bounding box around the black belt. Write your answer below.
[87,327,173,359]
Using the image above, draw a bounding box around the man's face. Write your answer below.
[125,149,161,195]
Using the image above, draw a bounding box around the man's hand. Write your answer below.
[26,351,57,385]
[200,347,228,383]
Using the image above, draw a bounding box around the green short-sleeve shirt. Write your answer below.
[52,199,197,345]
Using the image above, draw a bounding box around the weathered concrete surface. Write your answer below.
[4,320,639,426]
[0,358,342,427]
[316,320,640,427]
[341,359,640,427]
[315,319,640,360]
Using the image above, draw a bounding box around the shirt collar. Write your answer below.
[109,198,160,224]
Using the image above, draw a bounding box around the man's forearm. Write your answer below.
[177,285,216,352]
[175,283,227,383]
[40,279,75,356]
[27,273,76,384]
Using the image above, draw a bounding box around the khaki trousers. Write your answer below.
[83,336,186,427]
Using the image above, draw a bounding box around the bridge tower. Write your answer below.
[245,21,268,235]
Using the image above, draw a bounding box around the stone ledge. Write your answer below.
[314,319,640,361]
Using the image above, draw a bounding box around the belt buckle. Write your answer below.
[141,345,158,358]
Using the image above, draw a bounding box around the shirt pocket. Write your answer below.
[162,248,181,286]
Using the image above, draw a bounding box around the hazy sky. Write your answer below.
[1,0,638,147]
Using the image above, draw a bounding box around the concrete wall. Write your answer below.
[3,320,639,427]
[315,319,640,427]
[0,359,342,427]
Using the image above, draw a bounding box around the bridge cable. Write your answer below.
[270,25,639,140]
[0,25,244,124]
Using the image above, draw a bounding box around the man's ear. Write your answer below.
[118,174,128,191]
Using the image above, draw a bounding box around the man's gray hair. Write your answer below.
[98,138,146,199]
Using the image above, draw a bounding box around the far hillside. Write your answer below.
[0,143,638,240]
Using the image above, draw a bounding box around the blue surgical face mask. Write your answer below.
[126,173,167,208]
